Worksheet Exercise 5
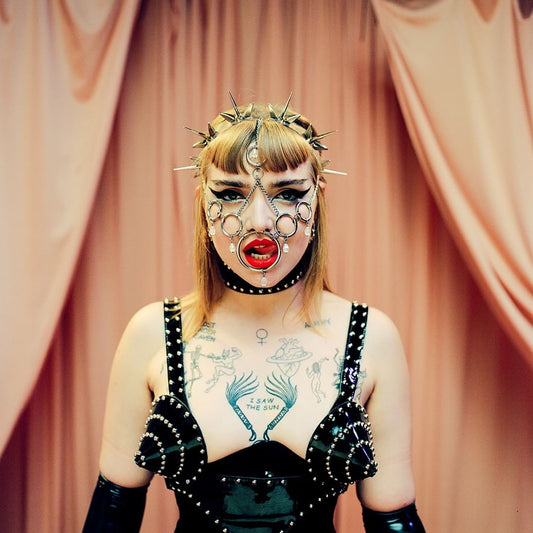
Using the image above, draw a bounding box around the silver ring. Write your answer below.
[252,167,264,181]
[236,231,281,272]
[207,199,223,221]
[221,213,243,238]
[274,213,298,238]
[296,201,313,223]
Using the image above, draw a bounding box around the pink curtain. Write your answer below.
[0,0,140,454]
[1,1,532,532]
[371,0,533,364]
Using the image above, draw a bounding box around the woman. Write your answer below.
[84,95,425,532]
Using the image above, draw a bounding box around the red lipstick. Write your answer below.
[242,238,279,269]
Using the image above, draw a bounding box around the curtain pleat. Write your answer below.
[0,0,140,454]
[371,0,533,364]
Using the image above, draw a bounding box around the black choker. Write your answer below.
[216,249,311,295]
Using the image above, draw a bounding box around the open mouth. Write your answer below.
[242,238,279,269]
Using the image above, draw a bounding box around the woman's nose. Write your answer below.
[242,189,275,232]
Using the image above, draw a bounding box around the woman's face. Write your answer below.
[204,159,317,289]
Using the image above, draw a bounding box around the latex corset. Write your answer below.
[135,299,377,533]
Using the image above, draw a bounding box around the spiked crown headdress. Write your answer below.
[175,93,345,176]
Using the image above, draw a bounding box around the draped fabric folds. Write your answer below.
[371,0,533,365]
[0,0,140,453]
[0,1,532,532]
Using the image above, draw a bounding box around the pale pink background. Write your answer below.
[0,1,531,532]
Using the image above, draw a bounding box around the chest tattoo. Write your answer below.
[267,337,312,376]
[182,336,347,439]
[306,357,329,403]
[225,371,298,442]
[332,348,342,388]
[255,328,268,345]
[197,321,217,342]
[226,372,260,441]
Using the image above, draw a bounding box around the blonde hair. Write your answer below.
[181,102,332,340]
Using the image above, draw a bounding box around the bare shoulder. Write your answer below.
[364,307,406,365]
[125,301,165,341]
[355,306,408,397]
[115,301,166,365]
[321,290,353,316]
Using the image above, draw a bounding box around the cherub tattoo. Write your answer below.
[204,347,242,392]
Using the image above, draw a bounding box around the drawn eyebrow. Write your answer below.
[271,178,310,188]
[209,177,311,189]
[210,178,250,188]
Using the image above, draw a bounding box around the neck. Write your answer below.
[215,250,312,324]
[216,247,312,296]
[219,280,305,325]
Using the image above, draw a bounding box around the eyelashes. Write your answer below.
[274,187,312,203]
[208,186,312,203]
[208,188,245,202]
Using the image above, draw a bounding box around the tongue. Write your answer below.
[249,243,277,255]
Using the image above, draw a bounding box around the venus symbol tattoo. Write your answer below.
[256,328,268,345]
